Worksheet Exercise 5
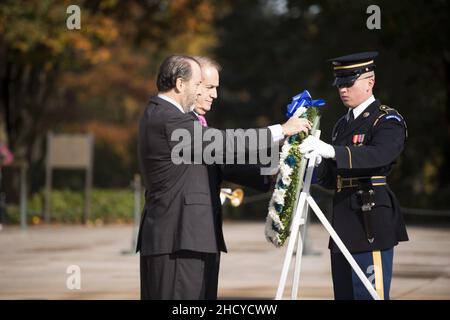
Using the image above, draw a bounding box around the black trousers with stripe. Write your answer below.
[140,250,220,300]
[330,248,394,300]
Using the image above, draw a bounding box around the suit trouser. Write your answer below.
[330,248,393,300]
[140,250,220,300]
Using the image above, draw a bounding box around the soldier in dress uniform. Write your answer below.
[299,51,409,300]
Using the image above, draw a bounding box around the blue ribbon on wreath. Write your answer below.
[286,90,325,118]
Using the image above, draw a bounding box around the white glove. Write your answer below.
[299,136,335,159]
[313,154,322,166]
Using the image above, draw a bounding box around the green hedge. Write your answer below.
[5,189,143,225]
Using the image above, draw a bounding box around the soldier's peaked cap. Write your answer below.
[328,51,378,87]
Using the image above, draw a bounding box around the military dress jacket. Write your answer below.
[316,99,409,253]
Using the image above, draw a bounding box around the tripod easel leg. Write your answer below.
[306,195,380,300]
[292,199,311,299]
[291,213,306,299]
[275,192,307,300]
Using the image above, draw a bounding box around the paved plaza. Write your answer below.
[0,222,449,299]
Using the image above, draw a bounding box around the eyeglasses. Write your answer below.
[337,75,374,89]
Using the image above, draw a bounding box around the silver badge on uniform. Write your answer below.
[363,112,370,118]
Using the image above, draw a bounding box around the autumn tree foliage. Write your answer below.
[0,0,224,189]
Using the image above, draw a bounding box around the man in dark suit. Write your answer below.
[137,54,311,299]
[300,52,408,300]
[189,56,276,299]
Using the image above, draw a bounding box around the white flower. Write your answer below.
[268,204,274,213]
[282,143,291,154]
[266,205,283,227]
[280,143,291,161]
[285,165,293,176]
[265,216,282,247]
[280,163,293,177]
[266,199,286,246]
[282,174,292,186]
[268,209,283,230]
[273,188,286,205]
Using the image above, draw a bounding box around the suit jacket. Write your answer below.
[187,111,272,193]
[187,112,272,257]
[136,96,273,255]
[202,160,271,256]
[316,99,409,253]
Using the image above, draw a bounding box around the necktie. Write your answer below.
[197,114,208,127]
[339,109,354,135]
[347,110,354,124]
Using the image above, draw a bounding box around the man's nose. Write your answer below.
[338,86,347,94]
[211,89,217,99]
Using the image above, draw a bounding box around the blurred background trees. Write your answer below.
[0,0,448,222]
[212,0,449,211]
[0,0,223,191]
